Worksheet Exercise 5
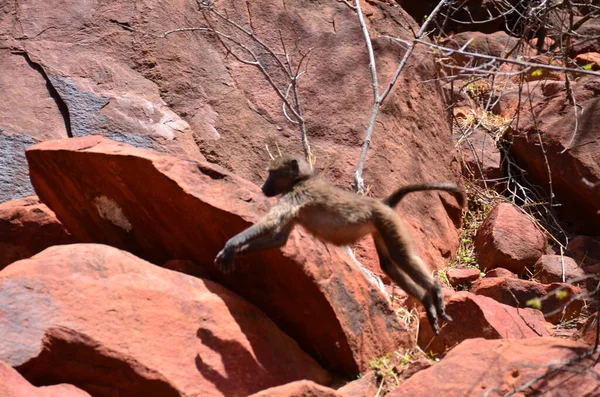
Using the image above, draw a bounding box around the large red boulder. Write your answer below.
[471,277,583,324]
[26,136,409,376]
[2,0,462,274]
[508,78,600,234]
[474,203,546,274]
[0,360,90,397]
[0,244,330,397]
[418,292,550,355]
[389,337,600,396]
[0,196,76,270]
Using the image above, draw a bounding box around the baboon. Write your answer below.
[215,155,465,334]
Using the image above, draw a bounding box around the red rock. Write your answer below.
[517,55,563,82]
[568,235,600,266]
[348,238,388,281]
[456,128,503,186]
[0,50,68,202]
[485,267,517,278]
[447,267,481,287]
[495,81,546,118]
[541,81,569,97]
[161,259,210,279]
[530,36,556,53]
[533,255,586,284]
[582,263,600,293]
[583,263,600,273]
[2,0,463,274]
[0,244,330,397]
[389,337,600,396]
[336,371,378,397]
[0,196,76,270]
[0,51,67,141]
[26,136,409,376]
[474,203,546,274]
[572,21,600,54]
[575,52,600,70]
[443,31,526,75]
[449,31,521,58]
[0,360,90,397]
[471,277,583,324]
[575,314,598,346]
[418,292,550,355]
[248,380,341,397]
[2,38,202,166]
[507,79,600,234]
[399,2,509,34]
[397,358,432,381]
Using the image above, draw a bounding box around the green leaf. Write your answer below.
[555,290,568,300]
[527,298,542,310]
[584,63,594,71]
[531,69,543,77]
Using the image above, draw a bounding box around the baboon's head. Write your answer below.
[261,155,313,197]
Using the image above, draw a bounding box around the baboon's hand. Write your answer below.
[215,247,236,274]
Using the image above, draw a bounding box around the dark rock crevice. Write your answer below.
[18,51,73,137]
[15,326,181,397]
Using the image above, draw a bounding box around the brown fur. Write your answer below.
[215,155,465,334]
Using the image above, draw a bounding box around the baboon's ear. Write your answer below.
[290,159,299,172]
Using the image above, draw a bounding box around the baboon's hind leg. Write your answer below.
[373,233,443,334]
[432,277,452,323]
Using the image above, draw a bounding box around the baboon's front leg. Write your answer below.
[215,212,293,274]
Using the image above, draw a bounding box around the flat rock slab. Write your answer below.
[25,136,409,376]
[389,337,600,396]
[0,244,329,397]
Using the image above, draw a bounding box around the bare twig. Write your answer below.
[386,37,600,79]
[159,27,210,37]
[188,1,314,162]
[351,0,450,193]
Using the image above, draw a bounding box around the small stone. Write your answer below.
[447,267,481,287]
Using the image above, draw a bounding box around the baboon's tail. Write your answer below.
[384,183,466,208]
